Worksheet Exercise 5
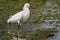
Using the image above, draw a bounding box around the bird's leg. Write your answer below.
[18,23,21,30]
[17,21,21,30]
[17,25,19,40]
[19,23,21,29]
[17,23,21,40]
[18,25,20,30]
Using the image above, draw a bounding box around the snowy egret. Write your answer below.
[7,3,30,40]
[7,3,30,25]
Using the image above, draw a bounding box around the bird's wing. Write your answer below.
[7,11,24,23]
[11,11,24,19]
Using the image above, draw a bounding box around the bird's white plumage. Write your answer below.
[7,3,30,25]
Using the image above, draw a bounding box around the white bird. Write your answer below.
[7,3,30,26]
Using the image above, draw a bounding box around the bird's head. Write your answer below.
[23,3,30,9]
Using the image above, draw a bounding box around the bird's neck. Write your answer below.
[23,7,30,11]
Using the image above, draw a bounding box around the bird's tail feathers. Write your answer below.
[7,19,11,23]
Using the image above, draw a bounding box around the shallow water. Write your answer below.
[44,0,60,40]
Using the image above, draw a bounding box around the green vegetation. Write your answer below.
[0,30,13,40]
[0,0,60,40]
